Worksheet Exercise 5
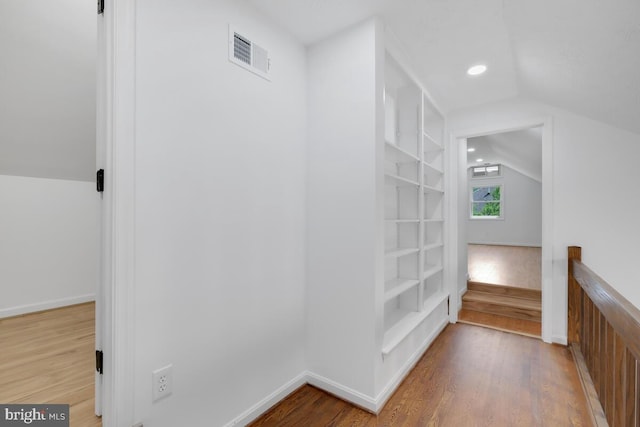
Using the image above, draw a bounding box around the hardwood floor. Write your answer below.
[0,303,101,427]
[468,244,541,290]
[251,324,591,426]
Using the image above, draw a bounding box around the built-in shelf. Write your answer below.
[423,242,444,251]
[384,278,420,302]
[384,173,419,187]
[423,185,444,194]
[382,52,446,363]
[382,291,449,355]
[385,247,420,258]
[385,141,420,163]
[424,218,444,223]
[423,161,443,175]
[423,132,443,152]
[385,219,420,224]
[423,264,443,280]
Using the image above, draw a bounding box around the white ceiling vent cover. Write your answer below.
[229,26,271,81]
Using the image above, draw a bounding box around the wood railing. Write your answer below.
[568,246,640,427]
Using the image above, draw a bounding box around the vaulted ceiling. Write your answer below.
[467,127,542,182]
[249,0,640,135]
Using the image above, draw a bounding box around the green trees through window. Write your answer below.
[471,185,501,218]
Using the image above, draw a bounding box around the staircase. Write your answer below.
[462,281,541,322]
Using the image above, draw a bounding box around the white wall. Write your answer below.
[133,1,307,425]
[467,165,542,246]
[449,97,640,342]
[0,0,98,318]
[0,0,96,181]
[0,175,98,317]
[306,18,379,401]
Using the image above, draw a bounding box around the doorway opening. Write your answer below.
[448,117,553,343]
[459,127,543,337]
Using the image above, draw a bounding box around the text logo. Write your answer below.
[0,405,69,427]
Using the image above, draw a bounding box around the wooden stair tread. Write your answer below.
[467,281,541,300]
[458,309,541,338]
[463,290,541,310]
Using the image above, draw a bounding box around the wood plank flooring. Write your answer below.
[458,309,542,337]
[251,324,591,426]
[468,244,541,290]
[0,303,101,427]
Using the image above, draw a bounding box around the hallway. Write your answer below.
[252,324,590,426]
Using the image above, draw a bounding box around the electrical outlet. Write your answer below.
[152,364,173,402]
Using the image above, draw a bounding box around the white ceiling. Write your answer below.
[249,0,640,135]
[467,127,542,182]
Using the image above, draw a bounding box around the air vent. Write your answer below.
[471,164,501,178]
[229,26,271,81]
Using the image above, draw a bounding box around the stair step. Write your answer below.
[462,290,541,322]
[468,281,541,300]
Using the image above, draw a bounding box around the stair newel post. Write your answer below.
[568,246,582,344]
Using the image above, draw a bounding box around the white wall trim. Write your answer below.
[306,371,377,413]
[552,335,568,345]
[222,372,307,427]
[449,116,554,343]
[224,319,449,423]
[458,287,468,309]
[101,0,137,425]
[373,317,448,413]
[467,241,542,248]
[0,294,96,319]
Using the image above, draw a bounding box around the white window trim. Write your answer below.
[470,183,504,220]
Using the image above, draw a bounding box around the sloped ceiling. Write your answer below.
[467,127,542,182]
[248,0,640,135]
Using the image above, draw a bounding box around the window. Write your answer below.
[471,164,501,178]
[471,185,502,218]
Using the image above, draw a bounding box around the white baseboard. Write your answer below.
[228,319,449,423]
[223,372,307,427]
[306,371,377,412]
[468,241,541,248]
[458,287,468,308]
[552,335,568,345]
[0,294,96,319]
[373,317,448,412]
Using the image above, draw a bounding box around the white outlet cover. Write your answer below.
[152,364,173,402]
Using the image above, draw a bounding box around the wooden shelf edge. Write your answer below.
[382,291,449,355]
[422,161,443,174]
[423,243,444,252]
[423,265,444,280]
[385,247,420,258]
[385,140,420,162]
[384,173,419,187]
[384,278,421,302]
[423,132,443,151]
[423,185,444,194]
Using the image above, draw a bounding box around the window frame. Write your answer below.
[469,183,504,220]
[471,164,501,179]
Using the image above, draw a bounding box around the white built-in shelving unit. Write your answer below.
[382,52,447,356]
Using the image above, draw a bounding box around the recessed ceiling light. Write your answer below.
[476,158,483,162]
[467,64,487,76]
[467,147,475,152]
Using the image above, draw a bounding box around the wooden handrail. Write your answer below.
[568,246,640,426]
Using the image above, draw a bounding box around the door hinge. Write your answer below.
[97,0,104,14]
[97,169,104,193]
[96,350,104,374]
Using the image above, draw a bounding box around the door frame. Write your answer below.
[447,116,554,343]
[98,0,137,424]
